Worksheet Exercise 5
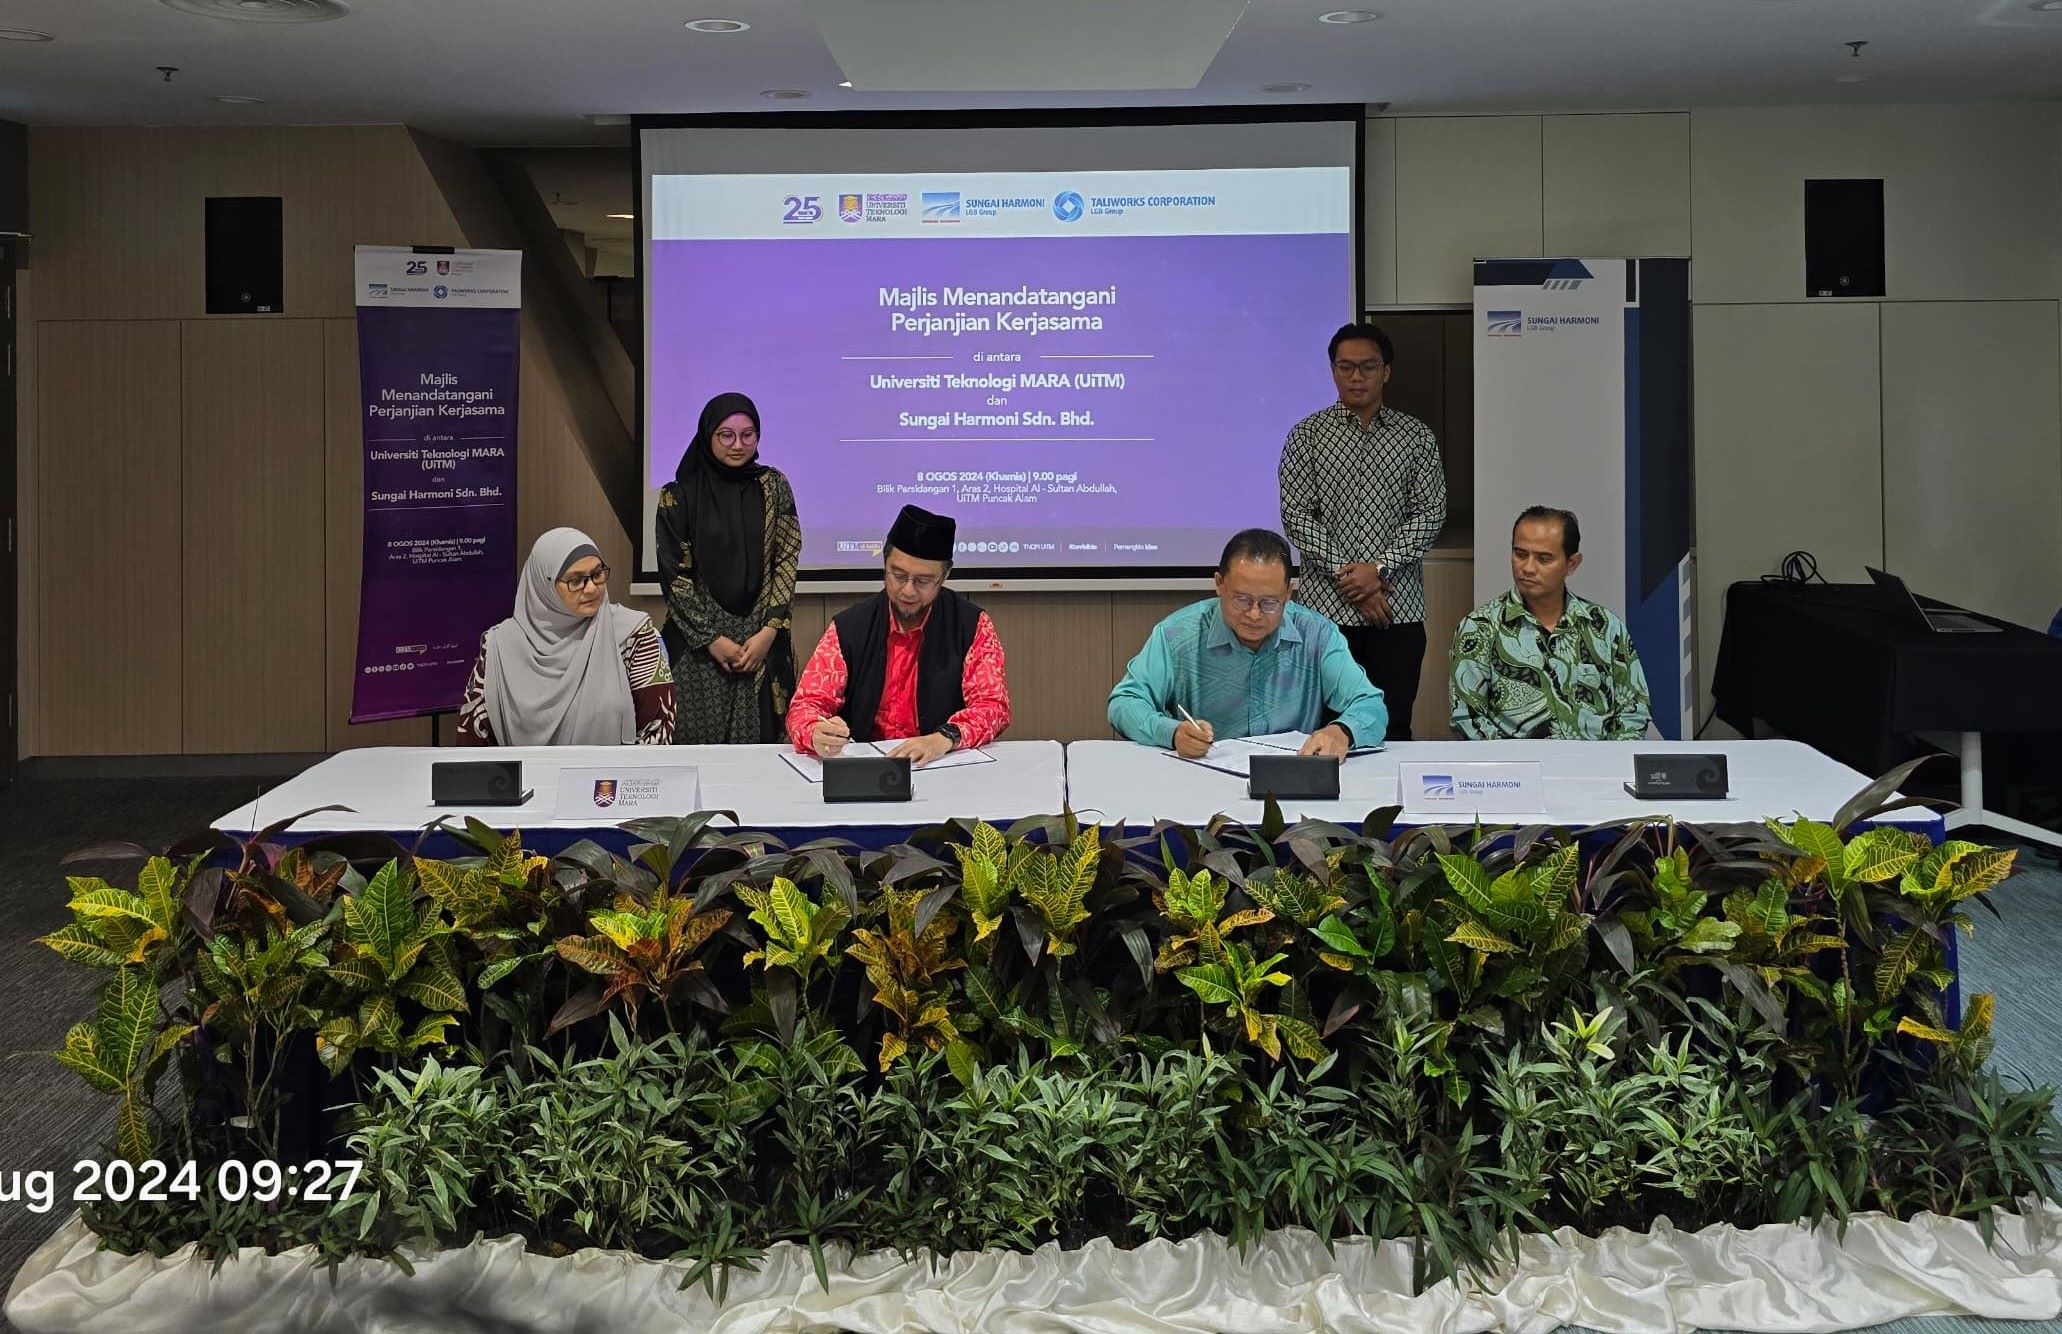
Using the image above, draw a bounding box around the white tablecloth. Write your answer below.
[1063,738,1941,830]
[213,741,1067,837]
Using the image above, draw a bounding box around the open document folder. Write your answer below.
[1171,730,1382,777]
[780,741,999,784]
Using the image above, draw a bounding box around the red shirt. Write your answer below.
[787,609,1011,752]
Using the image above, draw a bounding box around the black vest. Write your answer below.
[833,588,980,742]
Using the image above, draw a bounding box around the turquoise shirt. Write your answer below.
[1107,598,1389,748]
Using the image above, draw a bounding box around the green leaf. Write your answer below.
[1676,918,1742,954]
[1445,920,1519,954]
[944,1038,979,1088]
[1873,927,1932,1003]
[1277,1015,1327,1061]
[1176,964,1241,1007]
[348,861,416,971]
[1436,854,1496,919]
[1311,914,1374,959]
[37,924,131,970]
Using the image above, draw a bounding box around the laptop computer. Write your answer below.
[1865,567,2002,634]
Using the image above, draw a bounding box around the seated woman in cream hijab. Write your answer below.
[456,528,676,746]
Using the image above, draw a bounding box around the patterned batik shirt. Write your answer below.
[1106,599,1389,748]
[1278,403,1447,626]
[1448,590,1651,741]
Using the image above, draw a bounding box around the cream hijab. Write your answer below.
[482,528,646,746]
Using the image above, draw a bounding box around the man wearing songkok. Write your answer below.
[788,505,1011,766]
[1107,528,1387,761]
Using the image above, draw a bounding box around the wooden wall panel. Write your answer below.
[182,319,328,752]
[28,131,198,322]
[322,320,431,749]
[36,322,184,753]
[1414,553,1473,741]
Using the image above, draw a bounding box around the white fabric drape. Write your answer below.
[10,1206,2062,1333]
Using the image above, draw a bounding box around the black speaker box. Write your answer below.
[1625,754,1729,801]
[823,754,913,803]
[205,196,283,314]
[430,760,528,807]
[1804,179,1884,298]
[1248,754,1340,802]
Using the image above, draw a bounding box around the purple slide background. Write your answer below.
[649,233,1348,569]
[351,305,520,722]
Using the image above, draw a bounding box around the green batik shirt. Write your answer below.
[1449,590,1651,741]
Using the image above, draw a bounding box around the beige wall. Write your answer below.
[19,104,2062,755]
[1370,103,2062,730]
[20,125,625,755]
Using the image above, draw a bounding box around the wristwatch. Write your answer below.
[935,722,963,750]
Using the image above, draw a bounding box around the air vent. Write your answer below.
[159,0,347,23]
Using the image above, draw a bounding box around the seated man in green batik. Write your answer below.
[1449,506,1651,741]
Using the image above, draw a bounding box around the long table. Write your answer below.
[213,741,1068,851]
[1063,738,1941,833]
[218,738,1938,851]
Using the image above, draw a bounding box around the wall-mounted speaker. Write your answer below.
[204,196,283,314]
[1804,178,1884,299]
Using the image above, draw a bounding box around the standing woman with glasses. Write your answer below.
[656,392,801,743]
[456,527,676,746]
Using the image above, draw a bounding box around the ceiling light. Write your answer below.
[761,89,809,100]
[605,213,635,220]
[837,80,853,88]
[159,0,346,20]
[586,113,631,127]
[213,94,266,104]
[1317,9,1381,23]
[1260,82,1312,94]
[0,27,54,40]
[684,18,748,32]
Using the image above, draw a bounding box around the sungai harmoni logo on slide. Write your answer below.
[1486,310,1523,336]
[921,191,961,223]
[1421,774,1457,798]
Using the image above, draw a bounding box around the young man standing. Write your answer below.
[1278,322,1447,740]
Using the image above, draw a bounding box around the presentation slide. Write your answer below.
[641,124,1356,579]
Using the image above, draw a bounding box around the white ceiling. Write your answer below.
[0,0,2056,146]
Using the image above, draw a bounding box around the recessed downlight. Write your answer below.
[0,27,54,41]
[837,80,853,88]
[684,17,749,32]
[213,94,266,104]
[1260,82,1312,94]
[761,89,809,100]
[160,0,347,21]
[1318,9,1381,23]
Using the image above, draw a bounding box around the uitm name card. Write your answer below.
[1399,761,1545,817]
[554,767,700,819]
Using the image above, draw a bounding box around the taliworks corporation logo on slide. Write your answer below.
[1486,310,1523,336]
[1053,191,1085,223]
[921,191,961,223]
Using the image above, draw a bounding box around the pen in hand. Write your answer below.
[1172,704,1214,760]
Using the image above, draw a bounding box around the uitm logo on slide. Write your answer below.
[837,193,863,224]
[592,780,618,809]
[1486,310,1522,336]
[1421,774,1457,798]
[1053,191,1085,223]
[921,191,961,222]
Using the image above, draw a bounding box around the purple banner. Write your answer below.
[350,250,520,723]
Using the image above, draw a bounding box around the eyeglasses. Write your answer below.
[713,427,759,447]
[558,564,610,592]
[887,567,941,594]
[1332,359,1385,378]
[1228,594,1284,616]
